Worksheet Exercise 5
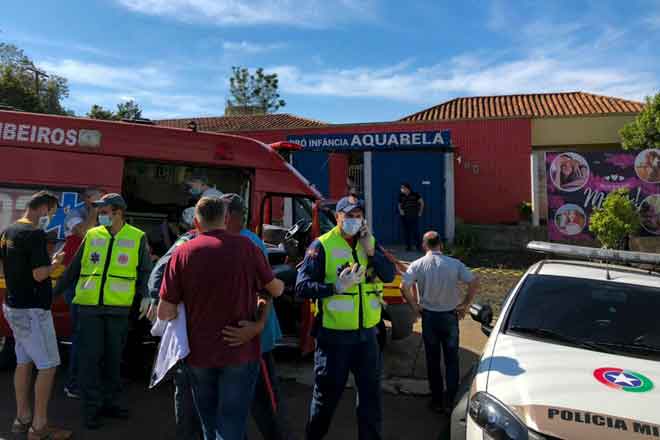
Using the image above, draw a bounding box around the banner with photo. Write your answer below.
[546,149,660,241]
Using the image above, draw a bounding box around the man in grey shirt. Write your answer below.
[401,231,479,414]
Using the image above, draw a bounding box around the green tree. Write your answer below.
[87,104,115,120]
[620,92,660,150]
[589,188,640,249]
[115,100,142,120]
[228,66,286,113]
[87,100,143,120]
[0,66,42,112]
[0,43,71,115]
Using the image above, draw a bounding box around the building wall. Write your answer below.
[532,115,637,147]
[237,118,532,224]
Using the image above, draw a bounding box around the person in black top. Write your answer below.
[0,191,72,439]
[398,183,424,251]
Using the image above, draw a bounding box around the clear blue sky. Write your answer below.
[2,0,659,122]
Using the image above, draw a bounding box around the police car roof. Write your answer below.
[531,260,660,289]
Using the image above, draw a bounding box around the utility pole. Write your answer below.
[23,65,49,95]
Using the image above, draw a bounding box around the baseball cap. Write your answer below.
[92,193,127,210]
[336,195,364,214]
[220,193,245,213]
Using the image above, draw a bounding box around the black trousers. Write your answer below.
[401,216,420,250]
[78,312,129,419]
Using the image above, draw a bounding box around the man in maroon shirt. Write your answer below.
[158,196,283,440]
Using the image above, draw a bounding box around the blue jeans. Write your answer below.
[189,361,259,440]
[306,335,383,440]
[421,309,460,406]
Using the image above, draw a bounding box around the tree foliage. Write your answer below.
[228,66,285,113]
[620,92,660,151]
[0,43,71,115]
[87,100,143,120]
[589,188,641,249]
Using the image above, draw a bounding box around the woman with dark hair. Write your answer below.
[398,183,424,251]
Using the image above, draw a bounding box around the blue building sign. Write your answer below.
[287,130,451,152]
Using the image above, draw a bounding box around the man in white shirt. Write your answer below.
[401,231,479,414]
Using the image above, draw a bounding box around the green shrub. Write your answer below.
[589,189,641,249]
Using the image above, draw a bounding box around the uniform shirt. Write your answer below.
[54,225,153,315]
[0,220,54,309]
[240,228,283,354]
[160,229,275,368]
[295,238,396,344]
[403,251,475,312]
[398,192,421,218]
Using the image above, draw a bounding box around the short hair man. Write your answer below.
[158,197,284,440]
[54,193,153,429]
[220,193,294,439]
[1,191,72,439]
[401,231,479,413]
[295,194,396,439]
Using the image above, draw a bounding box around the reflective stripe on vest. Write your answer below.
[317,226,381,330]
[74,224,144,307]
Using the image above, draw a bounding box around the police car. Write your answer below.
[451,241,660,440]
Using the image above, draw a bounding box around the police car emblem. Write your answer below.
[90,252,101,264]
[593,367,653,393]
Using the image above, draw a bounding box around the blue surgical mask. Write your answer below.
[98,214,112,227]
[37,215,51,231]
[189,187,202,196]
[342,218,362,236]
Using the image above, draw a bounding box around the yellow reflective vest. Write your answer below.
[73,224,144,307]
[317,226,382,330]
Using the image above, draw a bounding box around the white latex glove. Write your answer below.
[359,222,375,256]
[335,264,366,294]
[139,297,154,320]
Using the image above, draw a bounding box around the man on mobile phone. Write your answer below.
[296,195,395,440]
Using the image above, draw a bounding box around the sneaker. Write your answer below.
[28,425,73,440]
[63,386,80,399]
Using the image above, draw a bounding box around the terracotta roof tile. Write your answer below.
[401,91,644,122]
[156,113,327,132]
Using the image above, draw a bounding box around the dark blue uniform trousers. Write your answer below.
[306,334,383,440]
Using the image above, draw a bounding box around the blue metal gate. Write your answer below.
[292,151,330,198]
[371,151,446,246]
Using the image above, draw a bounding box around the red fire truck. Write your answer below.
[0,110,414,369]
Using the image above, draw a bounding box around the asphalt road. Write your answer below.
[0,354,449,440]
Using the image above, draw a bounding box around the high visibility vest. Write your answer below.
[74,224,144,307]
[317,226,381,330]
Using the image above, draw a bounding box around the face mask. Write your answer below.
[98,214,112,227]
[342,218,362,236]
[189,187,202,196]
[37,216,51,231]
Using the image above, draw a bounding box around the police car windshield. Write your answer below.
[506,274,660,360]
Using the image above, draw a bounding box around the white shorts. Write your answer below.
[2,304,60,370]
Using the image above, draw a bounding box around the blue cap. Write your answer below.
[92,193,127,210]
[336,195,364,214]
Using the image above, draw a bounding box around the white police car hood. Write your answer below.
[484,333,660,439]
